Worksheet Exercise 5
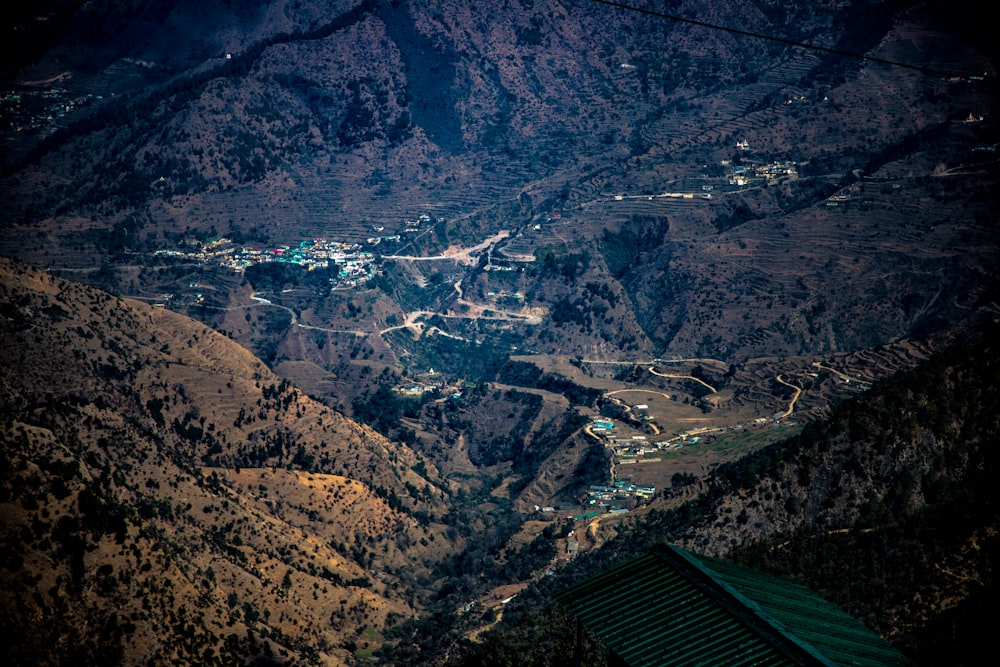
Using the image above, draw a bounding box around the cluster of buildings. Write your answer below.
[727,159,798,186]
[1,87,97,136]
[151,211,447,288]
[724,141,798,186]
[590,419,615,433]
[584,481,656,508]
[590,416,723,463]
[590,418,661,460]
[155,237,381,288]
[750,160,798,182]
[403,213,435,233]
[592,410,802,470]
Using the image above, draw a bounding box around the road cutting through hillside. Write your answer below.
[383,230,511,265]
[585,513,618,550]
[166,292,371,337]
[605,388,671,399]
[245,294,369,336]
[580,357,729,370]
[812,361,852,383]
[242,289,541,342]
[250,293,296,323]
[648,367,717,393]
[378,303,544,338]
[775,374,802,419]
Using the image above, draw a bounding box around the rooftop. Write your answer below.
[555,545,915,667]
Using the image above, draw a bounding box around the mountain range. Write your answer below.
[1,1,998,665]
[0,257,455,664]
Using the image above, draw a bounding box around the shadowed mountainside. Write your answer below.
[0,2,998,664]
[2,1,996,366]
[426,336,999,666]
[0,257,452,665]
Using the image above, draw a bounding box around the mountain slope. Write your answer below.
[0,3,998,661]
[0,257,453,665]
[431,336,1000,666]
[2,1,996,368]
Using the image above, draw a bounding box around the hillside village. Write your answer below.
[142,138,808,306]
[151,214,451,289]
[157,235,384,287]
[1,1,995,664]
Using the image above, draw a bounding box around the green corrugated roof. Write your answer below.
[554,545,915,667]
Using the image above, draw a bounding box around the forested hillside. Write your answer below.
[1,2,997,664]
[428,335,999,666]
[0,258,452,665]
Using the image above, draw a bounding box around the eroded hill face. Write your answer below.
[1,1,996,371]
[0,257,452,665]
[1,3,999,662]
[635,340,1000,662]
[431,340,999,666]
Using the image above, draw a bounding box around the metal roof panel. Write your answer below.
[555,546,915,667]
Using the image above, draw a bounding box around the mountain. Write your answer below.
[434,337,1000,666]
[0,257,452,665]
[2,0,996,365]
[1,1,998,664]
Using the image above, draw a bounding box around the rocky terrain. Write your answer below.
[2,1,995,368]
[1,1,998,665]
[442,335,998,667]
[0,258,452,664]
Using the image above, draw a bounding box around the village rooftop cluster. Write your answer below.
[155,236,391,288]
[723,142,798,187]
[583,481,656,508]
[153,214,444,288]
[1,86,99,139]
[590,413,797,466]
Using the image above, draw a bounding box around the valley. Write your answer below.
[1,1,998,665]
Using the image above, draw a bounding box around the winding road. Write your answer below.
[382,230,511,265]
[605,388,671,400]
[648,367,717,393]
[774,375,802,419]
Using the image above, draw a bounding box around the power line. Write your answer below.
[588,0,974,80]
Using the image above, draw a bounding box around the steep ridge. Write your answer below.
[1,1,995,370]
[439,336,999,666]
[651,337,1000,662]
[0,3,997,662]
[0,257,452,665]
